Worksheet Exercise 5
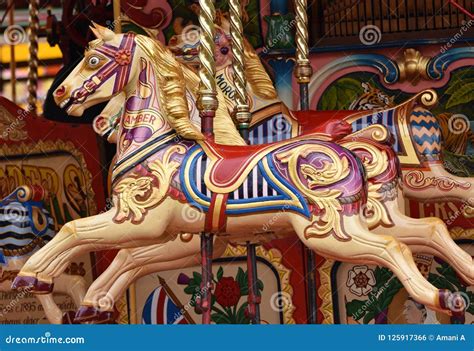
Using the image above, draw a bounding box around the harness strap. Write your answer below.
[205,193,228,233]
[70,34,136,104]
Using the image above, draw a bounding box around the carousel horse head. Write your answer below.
[169,22,278,103]
[169,26,232,71]
[54,22,203,142]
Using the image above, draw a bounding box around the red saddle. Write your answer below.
[292,110,355,137]
[201,138,278,190]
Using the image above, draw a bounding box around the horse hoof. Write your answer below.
[74,306,117,324]
[11,276,54,294]
[438,289,466,322]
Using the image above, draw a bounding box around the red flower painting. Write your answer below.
[214,277,241,307]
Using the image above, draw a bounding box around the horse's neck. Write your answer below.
[216,65,282,114]
[116,59,175,161]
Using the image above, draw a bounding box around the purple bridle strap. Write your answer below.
[70,33,136,105]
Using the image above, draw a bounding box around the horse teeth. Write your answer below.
[59,98,70,108]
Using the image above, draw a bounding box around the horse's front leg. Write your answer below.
[12,201,175,293]
[291,213,466,316]
[76,237,228,323]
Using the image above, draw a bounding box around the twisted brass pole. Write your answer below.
[229,0,252,138]
[294,0,313,90]
[197,0,218,325]
[294,0,317,324]
[229,0,260,324]
[27,0,39,114]
[197,0,218,137]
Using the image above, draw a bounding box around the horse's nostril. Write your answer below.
[55,85,66,97]
[220,47,229,55]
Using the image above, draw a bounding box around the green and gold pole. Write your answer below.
[229,0,261,324]
[294,0,317,324]
[197,0,218,325]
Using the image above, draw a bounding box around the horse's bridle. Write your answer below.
[68,33,136,106]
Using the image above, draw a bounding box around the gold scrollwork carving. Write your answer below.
[462,206,474,219]
[276,145,351,241]
[114,145,186,223]
[396,49,430,85]
[404,170,471,191]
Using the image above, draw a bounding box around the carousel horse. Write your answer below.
[172,23,474,204]
[11,26,465,323]
[0,185,87,323]
[69,27,473,322]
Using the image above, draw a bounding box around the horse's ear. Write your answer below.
[90,21,115,41]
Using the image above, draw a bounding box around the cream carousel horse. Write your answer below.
[0,185,87,323]
[11,26,464,322]
[172,21,474,204]
[69,26,472,322]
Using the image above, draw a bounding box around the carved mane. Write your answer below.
[243,39,278,101]
[135,35,245,145]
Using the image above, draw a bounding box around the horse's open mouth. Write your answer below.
[58,97,74,112]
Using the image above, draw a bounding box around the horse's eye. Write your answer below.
[87,56,101,67]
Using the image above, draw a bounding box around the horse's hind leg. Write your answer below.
[291,214,465,316]
[378,199,473,285]
[76,236,228,323]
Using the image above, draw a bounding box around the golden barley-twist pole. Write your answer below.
[294,0,317,324]
[197,0,218,325]
[229,0,251,137]
[197,0,218,137]
[229,0,261,325]
[27,0,39,114]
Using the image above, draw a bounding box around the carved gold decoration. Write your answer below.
[116,294,130,324]
[317,259,335,324]
[344,124,390,144]
[404,170,471,191]
[396,49,430,85]
[340,142,388,180]
[365,184,393,229]
[418,89,438,108]
[276,145,351,241]
[0,140,97,216]
[449,227,474,240]
[114,145,185,223]
[462,206,474,219]
[223,244,296,324]
[0,106,28,141]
